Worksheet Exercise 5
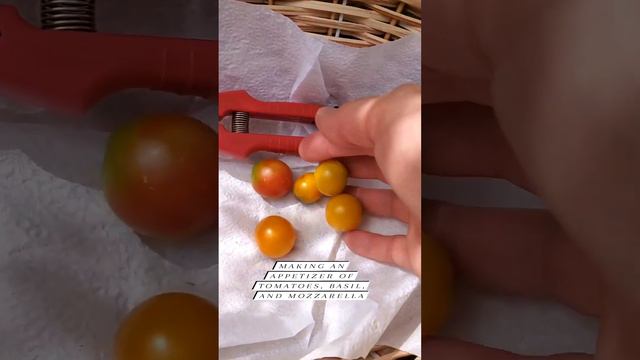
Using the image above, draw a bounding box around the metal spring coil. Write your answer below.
[231,112,250,133]
[41,0,96,32]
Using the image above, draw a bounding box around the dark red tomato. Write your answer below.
[251,159,293,198]
[103,114,217,240]
[114,292,218,360]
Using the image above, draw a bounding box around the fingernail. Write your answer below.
[320,106,338,113]
[298,136,310,158]
[316,106,337,119]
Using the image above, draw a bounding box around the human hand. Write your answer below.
[425,0,640,359]
[299,84,422,276]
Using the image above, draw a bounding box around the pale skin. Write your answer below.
[302,0,640,358]
[299,84,422,277]
[425,0,640,359]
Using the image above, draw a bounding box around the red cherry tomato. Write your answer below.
[114,292,218,360]
[255,215,296,258]
[103,114,217,240]
[251,159,293,198]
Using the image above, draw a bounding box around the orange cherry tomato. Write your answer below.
[251,159,293,199]
[114,292,218,360]
[102,114,217,241]
[325,193,362,232]
[314,159,348,196]
[255,215,296,258]
[293,173,322,204]
[424,233,454,335]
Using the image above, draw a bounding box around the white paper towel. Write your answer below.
[0,150,217,359]
[219,158,420,360]
[218,0,421,105]
[218,0,421,359]
[0,113,219,359]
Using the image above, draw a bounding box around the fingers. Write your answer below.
[343,187,419,274]
[423,1,493,105]
[347,187,410,223]
[300,84,421,162]
[299,130,370,163]
[425,102,532,192]
[424,338,593,360]
[343,230,420,276]
[299,98,378,162]
[425,200,603,316]
[300,85,421,217]
[340,156,385,182]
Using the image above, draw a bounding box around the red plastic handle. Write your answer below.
[0,5,217,114]
[219,127,303,158]
[219,90,319,123]
[218,91,322,158]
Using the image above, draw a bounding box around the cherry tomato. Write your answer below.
[293,173,322,204]
[103,114,217,241]
[251,159,293,199]
[114,292,218,360]
[255,215,296,258]
[424,233,454,335]
[325,193,362,232]
[314,159,348,196]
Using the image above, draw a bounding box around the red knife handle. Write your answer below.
[219,90,319,123]
[219,127,303,158]
[0,5,217,114]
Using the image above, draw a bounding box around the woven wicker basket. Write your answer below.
[240,0,422,47]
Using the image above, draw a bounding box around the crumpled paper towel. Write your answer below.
[0,1,218,359]
[218,0,421,359]
[0,150,217,359]
[0,112,219,359]
[218,0,421,105]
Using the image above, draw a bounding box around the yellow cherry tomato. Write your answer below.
[325,193,362,232]
[314,159,348,196]
[293,173,322,204]
[114,292,218,360]
[424,233,454,335]
[255,215,297,258]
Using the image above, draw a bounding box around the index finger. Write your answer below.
[298,96,378,162]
